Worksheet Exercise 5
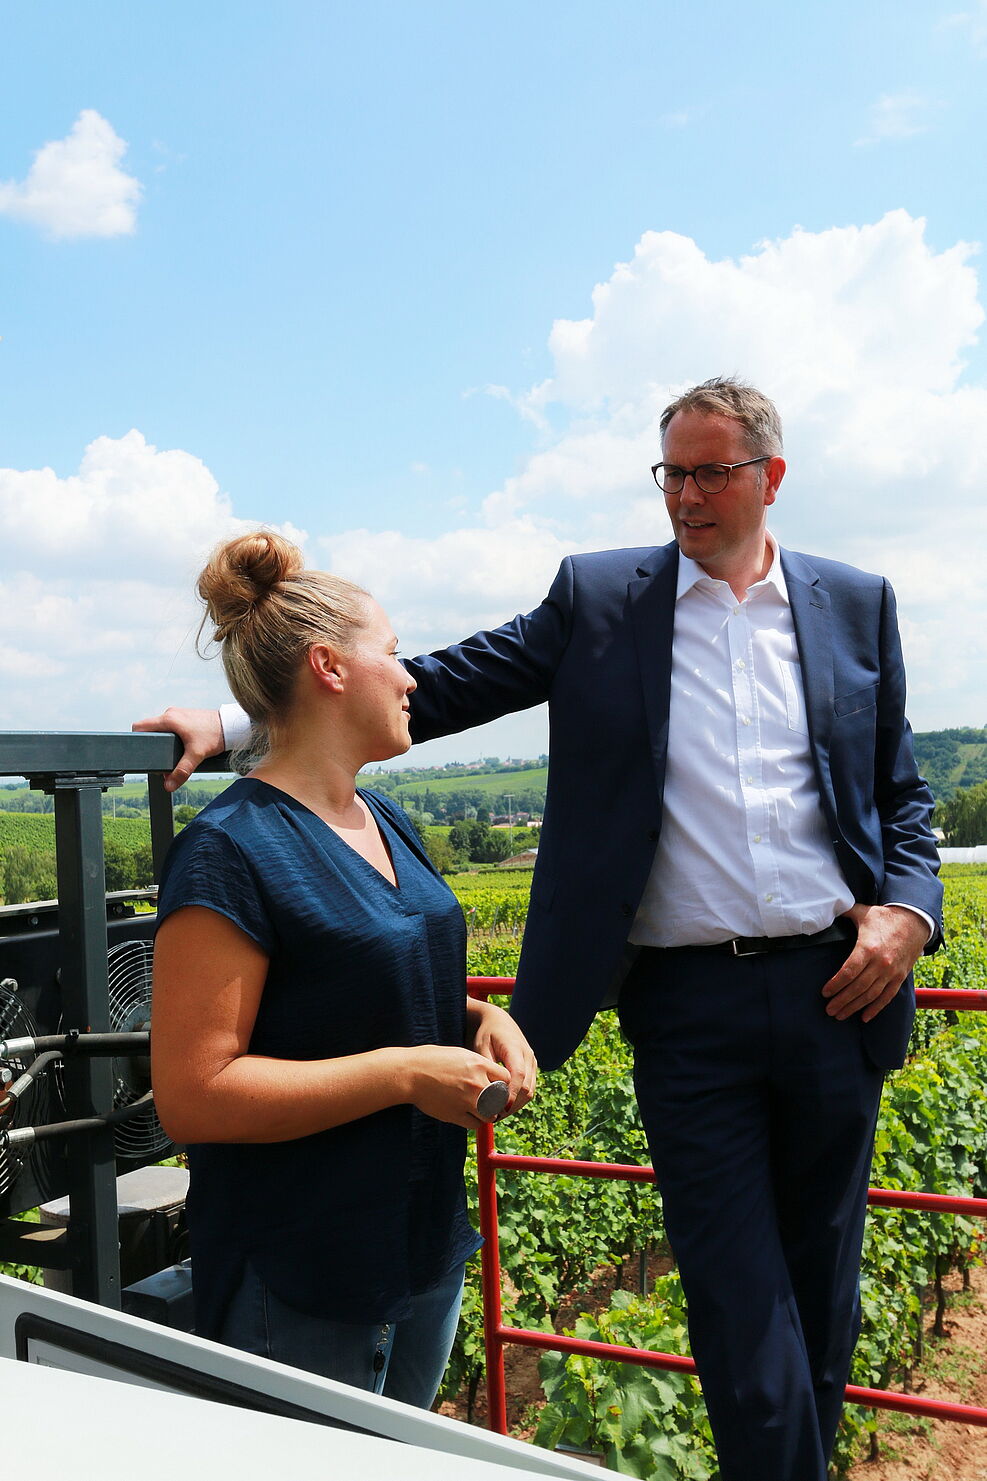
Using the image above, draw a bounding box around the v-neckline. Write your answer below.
[246,777,401,891]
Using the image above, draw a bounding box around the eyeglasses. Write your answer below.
[651,456,771,495]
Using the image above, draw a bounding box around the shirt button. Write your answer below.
[736,659,746,671]
[764,893,774,902]
[733,605,741,616]
[746,775,754,784]
[741,716,752,727]
[753,834,762,843]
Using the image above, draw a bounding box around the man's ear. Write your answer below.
[307,642,345,693]
[763,455,786,507]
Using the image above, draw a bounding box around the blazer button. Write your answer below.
[648,829,660,842]
[620,902,633,917]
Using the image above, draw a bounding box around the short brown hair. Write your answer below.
[660,377,784,456]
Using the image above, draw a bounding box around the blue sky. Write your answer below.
[2,2,987,762]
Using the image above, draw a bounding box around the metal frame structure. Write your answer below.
[468,977,987,1439]
[0,732,228,1306]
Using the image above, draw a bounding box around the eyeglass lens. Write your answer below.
[656,465,731,494]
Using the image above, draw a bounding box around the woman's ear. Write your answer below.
[306,642,345,693]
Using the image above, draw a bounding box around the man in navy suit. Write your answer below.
[139,378,941,1481]
[404,379,942,1479]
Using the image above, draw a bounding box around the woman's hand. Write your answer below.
[466,999,538,1116]
[405,1046,512,1130]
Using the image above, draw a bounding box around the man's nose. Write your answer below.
[679,473,706,503]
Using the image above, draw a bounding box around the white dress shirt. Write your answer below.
[629,538,858,948]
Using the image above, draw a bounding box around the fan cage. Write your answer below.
[106,939,171,1161]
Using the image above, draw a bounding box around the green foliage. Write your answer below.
[449,819,513,864]
[359,760,548,823]
[103,837,137,890]
[935,779,987,845]
[424,831,462,874]
[0,1210,45,1286]
[0,842,57,904]
[454,873,531,935]
[913,728,987,800]
[536,1286,716,1478]
[0,812,152,903]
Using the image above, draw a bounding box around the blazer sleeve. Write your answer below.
[873,578,944,950]
[405,559,575,742]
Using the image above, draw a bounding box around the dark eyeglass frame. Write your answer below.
[650,455,772,495]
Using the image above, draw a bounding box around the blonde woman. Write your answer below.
[151,532,536,1406]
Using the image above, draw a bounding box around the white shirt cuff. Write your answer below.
[885,902,937,945]
[219,702,252,751]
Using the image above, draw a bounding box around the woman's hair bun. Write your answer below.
[198,531,305,641]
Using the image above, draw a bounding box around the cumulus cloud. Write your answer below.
[0,110,141,239]
[855,92,936,147]
[319,211,987,732]
[6,210,987,748]
[0,433,306,732]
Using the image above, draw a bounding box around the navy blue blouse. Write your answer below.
[155,778,480,1333]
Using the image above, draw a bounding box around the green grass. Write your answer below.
[382,766,548,802]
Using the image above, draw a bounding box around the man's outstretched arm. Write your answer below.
[135,558,575,787]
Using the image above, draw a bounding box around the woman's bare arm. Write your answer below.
[152,906,508,1143]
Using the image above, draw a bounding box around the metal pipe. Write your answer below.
[0,1031,150,1060]
[3,1091,154,1151]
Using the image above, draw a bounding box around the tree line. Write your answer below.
[934,779,987,847]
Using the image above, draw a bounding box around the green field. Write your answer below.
[375,765,548,803]
[0,812,153,852]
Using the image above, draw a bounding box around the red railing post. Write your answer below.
[476,1116,509,1434]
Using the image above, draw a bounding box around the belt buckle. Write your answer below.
[730,937,761,957]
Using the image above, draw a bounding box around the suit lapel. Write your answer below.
[782,548,836,812]
[629,544,678,798]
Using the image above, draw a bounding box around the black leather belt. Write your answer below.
[653,919,856,959]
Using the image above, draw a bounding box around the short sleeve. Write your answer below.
[156,821,276,955]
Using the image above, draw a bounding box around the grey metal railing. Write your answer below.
[0,732,229,1307]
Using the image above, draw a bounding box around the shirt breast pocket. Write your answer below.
[780,660,809,736]
[834,683,878,718]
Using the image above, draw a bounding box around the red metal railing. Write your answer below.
[467,978,987,1437]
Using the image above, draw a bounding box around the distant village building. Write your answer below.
[497,848,538,869]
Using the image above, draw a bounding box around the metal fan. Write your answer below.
[106,939,171,1162]
[0,978,56,1201]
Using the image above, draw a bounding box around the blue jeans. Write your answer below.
[217,1260,465,1409]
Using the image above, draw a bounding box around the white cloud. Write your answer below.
[855,92,936,147]
[0,110,142,239]
[318,211,987,733]
[940,2,987,51]
[6,210,987,751]
[0,434,306,733]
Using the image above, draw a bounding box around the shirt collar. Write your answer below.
[675,532,791,606]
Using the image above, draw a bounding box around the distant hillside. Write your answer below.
[359,759,548,822]
[912,727,987,801]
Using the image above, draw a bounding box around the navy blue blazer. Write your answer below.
[407,542,943,1073]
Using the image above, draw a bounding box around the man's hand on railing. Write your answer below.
[132,707,224,792]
